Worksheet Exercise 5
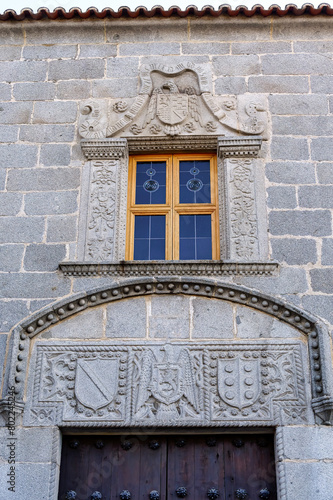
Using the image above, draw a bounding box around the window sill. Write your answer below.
[59,260,279,277]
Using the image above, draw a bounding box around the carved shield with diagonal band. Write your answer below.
[218,357,261,410]
[157,94,188,125]
[75,358,119,411]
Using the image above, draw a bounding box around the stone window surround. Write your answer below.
[65,134,278,277]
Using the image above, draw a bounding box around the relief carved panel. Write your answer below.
[27,342,308,427]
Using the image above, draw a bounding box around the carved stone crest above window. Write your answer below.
[72,61,275,275]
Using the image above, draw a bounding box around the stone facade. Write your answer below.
[0,10,333,500]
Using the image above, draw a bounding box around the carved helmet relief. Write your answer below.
[79,62,268,139]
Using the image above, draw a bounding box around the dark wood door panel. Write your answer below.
[58,434,277,500]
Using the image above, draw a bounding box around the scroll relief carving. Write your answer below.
[86,160,118,260]
[27,342,307,427]
[79,62,268,140]
[229,158,258,260]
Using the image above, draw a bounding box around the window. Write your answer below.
[126,154,219,260]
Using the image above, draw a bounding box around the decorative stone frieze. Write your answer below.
[3,278,333,425]
[78,139,129,261]
[127,135,218,153]
[59,260,279,277]
[217,136,267,260]
[26,341,307,427]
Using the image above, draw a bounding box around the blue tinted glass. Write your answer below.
[179,160,211,204]
[179,214,212,260]
[134,215,165,260]
[135,161,166,205]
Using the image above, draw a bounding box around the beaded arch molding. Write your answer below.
[6,277,333,424]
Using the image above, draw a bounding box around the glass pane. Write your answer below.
[179,214,212,260]
[134,215,165,260]
[179,160,211,204]
[135,161,166,205]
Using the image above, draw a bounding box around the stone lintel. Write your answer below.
[127,135,218,153]
[218,136,262,158]
[59,260,279,277]
[81,138,128,160]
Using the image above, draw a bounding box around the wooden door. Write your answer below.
[58,434,277,500]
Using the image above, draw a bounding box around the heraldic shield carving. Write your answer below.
[75,358,119,411]
[27,342,308,427]
[218,357,261,410]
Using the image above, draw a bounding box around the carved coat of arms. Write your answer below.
[218,357,261,410]
[75,358,119,411]
[134,345,200,421]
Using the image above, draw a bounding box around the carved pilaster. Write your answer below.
[217,136,263,260]
[79,139,128,261]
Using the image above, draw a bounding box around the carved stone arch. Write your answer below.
[2,278,333,425]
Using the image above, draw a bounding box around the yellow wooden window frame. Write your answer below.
[125,153,219,260]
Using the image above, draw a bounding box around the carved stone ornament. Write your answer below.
[27,340,307,427]
[5,279,333,426]
[78,62,268,140]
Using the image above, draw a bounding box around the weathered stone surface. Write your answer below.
[192,297,233,339]
[0,61,47,82]
[7,167,80,192]
[0,193,22,215]
[0,25,24,45]
[24,244,66,272]
[294,40,333,52]
[23,44,77,60]
[46,215,77,242]
[0,300,29,332]
[212,55,260,76]
[190,18,271,41]
[262,53,333,74]
[0,82,11,100]
[248,75,309,93]
[240,266,309,295]
[311,75,333,93]
[0,244,24,271]
[214,76,247,94]
[24,191,78,215]
[317,162,333,183]
[267,186,297,209]
[0,144,37,168]
[0,335,7,386]
[310,269,333,293]
[284,462,333,500]
[0,463,52,500]
[271,137,309,160]
[236,306,301,339]
[282,426,333,459]
[311,137,333,161]
[265,162,316,184]
[92,78,138,98]
[0,427,55,462]
[49,59,105,81]
[149,295,190,339]
[46,307,104,339]
[0,45,21,60]
[33,101,77,124]
[269,94,327,115]
[56,80,91,100]
[182,42,230,54]
[0,217,45,243]
[19,124,75,143]
[105,18,188,43]
[107,57,140,78]
[303,294,333,324]
[106,297,146,338]
[272,116,333,136]
[321,238,333,265]
[271,238,317,265]
[119,42,181,56]
[232,41,291,54]
[13,82,56,101]
[0,102,33,124]
[25,23,104,44]
[0,125,19,142]
[269,210,331,236]
[299,186,333,208]
[79,43,117,58]
[40,144,71,167]
[0,273,71,299]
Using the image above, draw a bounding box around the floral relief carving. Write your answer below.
[86,160,118,261]
[229,158,258,260]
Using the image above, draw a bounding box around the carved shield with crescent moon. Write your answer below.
[218,357,261,410]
